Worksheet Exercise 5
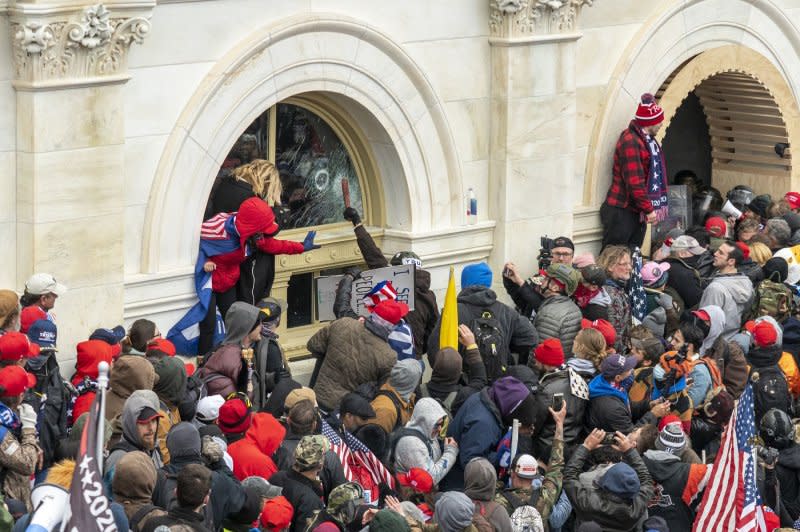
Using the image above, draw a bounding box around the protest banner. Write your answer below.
[316,264,416,321]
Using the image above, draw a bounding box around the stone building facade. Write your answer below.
[2,0,800,363]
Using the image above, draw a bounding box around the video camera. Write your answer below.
[537,236,556,270]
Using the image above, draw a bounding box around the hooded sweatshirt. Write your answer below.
[424,346,487,416]
[698,273,754,340]
[71,339,114,425]
[153,356,188,464]
[688,305,726,408]
[198,301,262,397]
[370,359,423,434]
[112,450,165,529]
[105,355,157,424]
[394,398,458,484]
[228,412,286,481]
[434,492,475,532]
[698,305,725,355]
[465,458,513,532]
[105,389,164,486]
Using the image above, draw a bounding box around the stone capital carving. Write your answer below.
[490,0,593,40]
[10,3,153,86]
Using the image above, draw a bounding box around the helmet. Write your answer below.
[760,408,794,449]
[327,482,364,524]
[545,263,581,296]
[390,251,421,268]
[727,185,755,208]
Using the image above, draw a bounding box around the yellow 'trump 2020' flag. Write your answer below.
[439,266,459,350]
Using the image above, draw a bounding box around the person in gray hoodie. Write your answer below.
[393,397,459,486]
[105,389,164,491]
[196,301,265,398]
[433,491,479,532]
[464,457,513,532]
[698,240,754,340]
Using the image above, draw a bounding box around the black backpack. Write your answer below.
[752,366,793,423]
[387,427,432,471]
[178,373,207,422]
[469,309,509,382]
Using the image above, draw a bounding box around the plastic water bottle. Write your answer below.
[467,187,477,225]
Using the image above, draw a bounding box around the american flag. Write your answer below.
[363,281,398,309]
[320,419,395,489]
[693,383,767,532]
[630,247,647,323]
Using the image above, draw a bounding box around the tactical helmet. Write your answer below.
[545,263,581,296]
[327,482,364,524]
[727,185,755,208]
[760,408,794,450]
[390,251,421,268]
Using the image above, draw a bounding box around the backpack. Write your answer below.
[128,503,160,532]
[469,309,509,382]
[472,500,501,532]
[510,505,545,532]
[178,373,207,422]
[751,278,792,322]
[387,427,432,471]
[418,383,457,415]
[752,365,794,422]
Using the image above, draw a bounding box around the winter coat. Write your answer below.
[583,288,611,321]
[428,286,539,367]
[707,332,748,399]
[586,375,656,434]
[111,450,166,532]
[739,258,765,287]
[70,339,114,425]
[533,295,582,358]
[776,444,800,521]
[699,273,754,340]
[25,349,70,471]
[421,347,487,417]
[604,280,631,353]
[628,367,693,433]
[307,317,397,411]
[105,391,164,491]
[394,398,458,485]
[643,450,710,531]
[197,302,262,398]
[153,357,187,464]
[206,199,304,294]
[533,367,586,461]
[276,428,346,499]
[140,505,212,532]
[105,355,156,424]
[353,225,439,356]
[370,383,415,435]
[503,276,544,320]
[269,469,325,532]
[204,176,255,220]
[0,404,40,511]
[563,446,654,532]
[664,256,705,310]
[228,412,285,481]
[464,459,512,532]
[780,351,800,399]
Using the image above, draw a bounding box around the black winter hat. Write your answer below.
[763,257,789,283]
[783,212,800,233]
[746,194,772,219]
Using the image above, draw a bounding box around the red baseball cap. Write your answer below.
[397,467,434,493]
[260,495,294,531]
[0,366,36,396]
[0,332,40,361]
[218,397,252,434]
[744,319,780,347]
[581,318,616,348]
[785,192,800,210]
[147,337,176,356]
[691,309,711,323]
[704,217,727,238]
[19,306,47,334]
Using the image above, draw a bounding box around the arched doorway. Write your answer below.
[659,63,793,200]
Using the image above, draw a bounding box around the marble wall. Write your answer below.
[4,0,800,362]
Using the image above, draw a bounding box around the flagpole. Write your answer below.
[95,361,109,476]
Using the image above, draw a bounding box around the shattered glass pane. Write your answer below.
[275,104,364,229]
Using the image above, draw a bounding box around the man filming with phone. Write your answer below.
[503,236,575,319]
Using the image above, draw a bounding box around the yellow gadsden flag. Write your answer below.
[439,266,459,350]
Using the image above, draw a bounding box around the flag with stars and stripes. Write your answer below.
[629,247,647,323]
[693,382,767,532]
[321,420,395,494]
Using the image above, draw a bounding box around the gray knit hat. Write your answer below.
[655,423,687,455]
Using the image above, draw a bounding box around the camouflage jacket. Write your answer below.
[494,438,564,521]
[0,427,41,511]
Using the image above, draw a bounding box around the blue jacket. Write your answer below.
[443,389,504,490]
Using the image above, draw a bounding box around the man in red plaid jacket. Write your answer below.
[601,93,668,250]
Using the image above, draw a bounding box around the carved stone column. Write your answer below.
[10,2,153,357]
[488,0,592,273]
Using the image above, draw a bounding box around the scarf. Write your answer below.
[66,376,98,431]
[642,132,669,222]
[574,283,600,309]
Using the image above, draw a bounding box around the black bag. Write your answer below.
[470,309,509,382]
[178,374,208,422]
[753,365,793,422]
[387,427,432,471]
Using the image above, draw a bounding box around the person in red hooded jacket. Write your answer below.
[69,339,113,426]
[227,411,286,481]
[195,197,320,357]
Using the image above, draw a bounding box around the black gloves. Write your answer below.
[343,207,361,226]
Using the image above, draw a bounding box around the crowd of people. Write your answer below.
[2,93,800,532]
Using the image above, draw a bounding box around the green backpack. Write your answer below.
[751,278,792,322]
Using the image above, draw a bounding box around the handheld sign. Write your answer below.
[317,264,416,321]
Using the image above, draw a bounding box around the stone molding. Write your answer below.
[489,0,592,42]
[9,2,153,87]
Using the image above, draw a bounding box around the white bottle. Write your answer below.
[467,187,477,225]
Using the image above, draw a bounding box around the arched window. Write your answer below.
[213,93,383,357]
